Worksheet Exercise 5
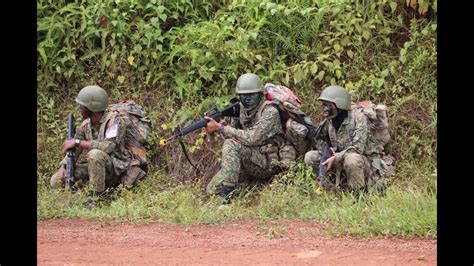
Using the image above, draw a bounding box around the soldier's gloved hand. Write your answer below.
[322,155,336,171]
[204,116,225,134]
[62,139,76,154]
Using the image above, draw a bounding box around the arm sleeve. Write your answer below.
[58,124,86,168]
[224,105,282,146]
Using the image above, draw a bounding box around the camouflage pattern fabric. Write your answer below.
[51,110,146,192]
[50,149,120,191]
[108,100,152,165]
[304,149,372,190]
[207,99,289,194]
[305,107,393,192]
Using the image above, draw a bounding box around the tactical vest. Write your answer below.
[241,100,296,168]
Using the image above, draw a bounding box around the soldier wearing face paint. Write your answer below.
[304,85,392,194]
[50,85,145,196]
[204,73,295,202]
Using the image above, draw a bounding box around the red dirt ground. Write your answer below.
[38,218,436,265]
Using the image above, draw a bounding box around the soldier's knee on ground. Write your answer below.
[304,150,321,166]
[50,171,63,188]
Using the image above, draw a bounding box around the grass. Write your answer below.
[38,162,436,238]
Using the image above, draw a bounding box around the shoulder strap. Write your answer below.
[255,100,277,121]
[342,108,356,139]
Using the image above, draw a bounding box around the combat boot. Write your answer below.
[216,183,235,205]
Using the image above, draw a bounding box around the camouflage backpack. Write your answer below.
[350,101,390,156]
[263,83,315,156]
[108,100,152,165]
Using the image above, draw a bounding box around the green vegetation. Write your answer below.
[37,0,437,238]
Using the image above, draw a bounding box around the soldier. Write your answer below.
[204,73,298,202]
[50,85,146,196]
[304,85,393,195]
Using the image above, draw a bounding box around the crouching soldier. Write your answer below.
[305,85,394,195]
[50,85,147,196]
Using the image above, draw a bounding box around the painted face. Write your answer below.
[321,101,337,118]
[239,93,261,110]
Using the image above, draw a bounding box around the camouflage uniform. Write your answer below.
[206,99,293,194]
[304,108,391,191]
[50,110,146,192]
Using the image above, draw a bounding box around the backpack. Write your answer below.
[108,100,152,165]
[263,83,315,156]
[350,101,390,156]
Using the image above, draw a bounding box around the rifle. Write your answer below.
[161,98,240,145]
[65,114,75,191]
[160,98,240,172]
[312,119,333,181]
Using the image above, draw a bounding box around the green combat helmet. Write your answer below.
[235,73,263,94]
[75,85,109,112]
[318,85,351,110]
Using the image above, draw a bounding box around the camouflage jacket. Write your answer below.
[226,100,284,148]
[315,108,370,167]
[60,110,132,176]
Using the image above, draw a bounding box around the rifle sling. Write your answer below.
[179,138,202,174]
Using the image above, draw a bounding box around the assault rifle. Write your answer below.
[65,114,75,191]
[160,98,240,172]
[161,98,240,144]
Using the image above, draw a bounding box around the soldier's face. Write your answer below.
[321,101,337,118]
[239,93,261,110]
[79,105,92,119]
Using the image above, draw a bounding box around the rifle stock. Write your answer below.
[65,114,75,190]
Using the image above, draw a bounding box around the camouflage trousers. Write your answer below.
[206,139,280,194]
[304,150,373,191]
[50,149,120,192]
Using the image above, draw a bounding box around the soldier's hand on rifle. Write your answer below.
[204,116,225,134]
[62,139,76,154]
[322,155,336,171]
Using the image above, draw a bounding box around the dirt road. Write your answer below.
[38,218,436,265]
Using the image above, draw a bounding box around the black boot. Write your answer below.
[216,184,235,204]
